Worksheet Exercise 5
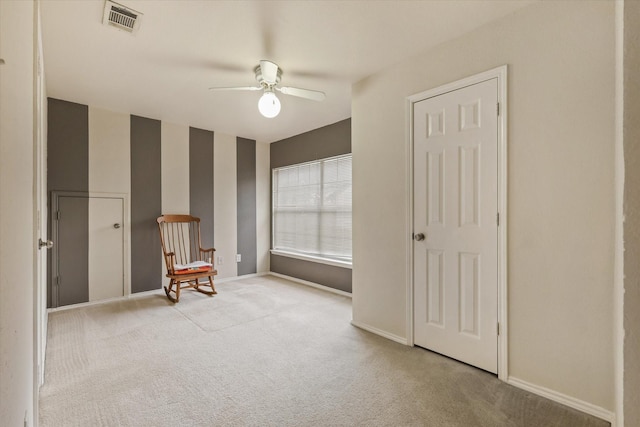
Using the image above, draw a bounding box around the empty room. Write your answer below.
[1,0,638,426]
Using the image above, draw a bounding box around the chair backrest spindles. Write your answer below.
[157,215,212,273]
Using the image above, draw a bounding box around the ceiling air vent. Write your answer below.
[103,1,143,34]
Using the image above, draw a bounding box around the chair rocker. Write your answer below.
[157,214,217,303]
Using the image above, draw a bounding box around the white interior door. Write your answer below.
[35,12,48,387]
[413,78,498,373]
[88,197,124,302]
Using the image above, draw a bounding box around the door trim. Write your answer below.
[51,191,131,307]
[405,65,508,380]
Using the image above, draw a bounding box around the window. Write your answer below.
[272,154,352,265]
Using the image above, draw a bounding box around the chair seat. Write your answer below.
[167,269,218,280]
[174,260,212,271]
[173,267,211,275]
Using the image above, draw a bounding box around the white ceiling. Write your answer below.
[41,0,535,144]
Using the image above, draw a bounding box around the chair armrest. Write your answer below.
[164,252,176,273]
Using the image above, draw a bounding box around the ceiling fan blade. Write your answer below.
[277,86,326,102]
[209,86,262,91]
[259,60,279,84]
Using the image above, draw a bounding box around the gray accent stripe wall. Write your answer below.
[130,115,162,293]
[271,256,352,293]
[56,195,90,305]
[47,98,89,307]
[47,99,89,192]
[189,127,214,250]
[270,118,351,168]
[237,137,257,275]
[270,118,352,293]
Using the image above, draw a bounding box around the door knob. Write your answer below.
[113,223,121,229]
[414,233,425,241]
[38,238,53,249]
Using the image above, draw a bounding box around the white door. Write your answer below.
[413,78,498,373]
[35,14,48,387]
[89,197,124,302]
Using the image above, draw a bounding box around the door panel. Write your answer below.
[426,249,444,325]
[413,78,498,373]
[57,196,89,306]
[88,197,124,301]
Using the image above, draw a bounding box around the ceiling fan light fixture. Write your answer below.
[258,90,281,118]
[209,60,325,117]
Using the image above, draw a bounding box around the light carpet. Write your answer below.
[39,275,609,426]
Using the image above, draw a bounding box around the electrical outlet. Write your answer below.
[236,254,242,262]
[217,256,223,265]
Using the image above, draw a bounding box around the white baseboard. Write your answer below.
[268,273,406,346]
[47,273,272,312]
[507,376,615,423]
[350,320,409,345]
[216,272,269,284]
[267,272,352,298]
[47,288,164,313]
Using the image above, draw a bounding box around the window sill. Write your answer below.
[270,249,352,270]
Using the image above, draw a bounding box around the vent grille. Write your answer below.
[103,1,142,34]
[109,6,136,30]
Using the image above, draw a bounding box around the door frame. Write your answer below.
[51,191,131,308]
[405,65,508,380]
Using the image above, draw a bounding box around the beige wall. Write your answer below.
[89,107,131,194]
[159,121,190,283]
[624,1,640,425]
[161,121,190,215]
[352,1,615,414]
[0,1,36,425]
[213,132,238,279]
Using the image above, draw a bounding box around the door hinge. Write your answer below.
[56,211,61,220]
[496,212,500,226]
[497,102,500,116]
[56,276,60,286]
[497,322,500,336]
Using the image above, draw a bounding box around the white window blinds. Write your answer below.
[272,154,352,263]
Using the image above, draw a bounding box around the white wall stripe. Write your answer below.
[88,107,130,194]
[213,132,238,279]
[160,121,190,287]
[88,108,131,299]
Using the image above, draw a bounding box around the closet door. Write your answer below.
[53,193,124,307]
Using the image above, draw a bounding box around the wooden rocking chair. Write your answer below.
[157,214,217,303]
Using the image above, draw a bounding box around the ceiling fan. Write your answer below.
[209,60,326,118]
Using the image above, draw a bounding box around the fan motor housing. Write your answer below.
[255,65,282,87]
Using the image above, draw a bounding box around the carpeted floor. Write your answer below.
[39,275,609,426]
